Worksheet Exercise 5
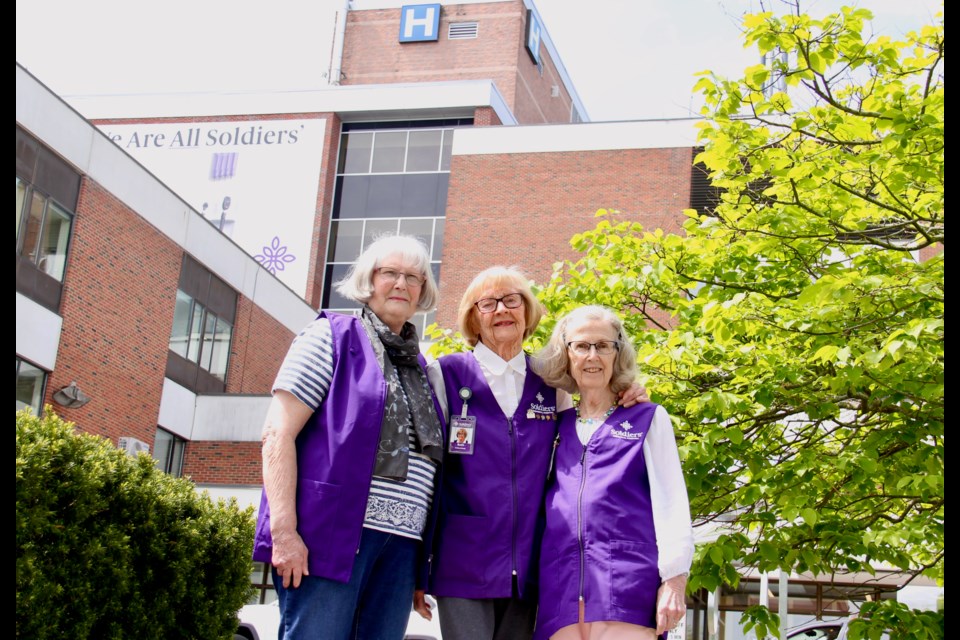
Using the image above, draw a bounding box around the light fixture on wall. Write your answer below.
[53,381,91,408]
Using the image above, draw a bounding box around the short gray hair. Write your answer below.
[335,234,439,311]
[532,305,638,394]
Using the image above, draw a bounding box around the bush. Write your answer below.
[16,408,255,639]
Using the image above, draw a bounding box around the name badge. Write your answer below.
[449,416,476,455]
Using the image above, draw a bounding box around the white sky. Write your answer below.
[15,0,942,122]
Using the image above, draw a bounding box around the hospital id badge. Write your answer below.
[448,416,476,455]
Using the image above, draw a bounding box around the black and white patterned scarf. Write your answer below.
[360,306,444,480]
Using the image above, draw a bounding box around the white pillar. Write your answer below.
[759,573,770,639]
[779,572,790,637]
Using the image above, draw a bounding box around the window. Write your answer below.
[169,290,233,380]
[16,127,81,311]
[323,120,467,338]
[153,428,185,477]
[16,357,47,415]
[248,562,278,604]
[166,255,237,392]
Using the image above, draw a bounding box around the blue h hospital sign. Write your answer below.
[399,4,441,42]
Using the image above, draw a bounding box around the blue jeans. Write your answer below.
[273,528,418,640]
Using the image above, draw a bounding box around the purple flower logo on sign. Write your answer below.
[256,236,296,274]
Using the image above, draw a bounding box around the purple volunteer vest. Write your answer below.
[535,402,662,640]
[430,351,558,599]
[252,312,443,584]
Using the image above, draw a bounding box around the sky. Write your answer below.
[15,0,943,122]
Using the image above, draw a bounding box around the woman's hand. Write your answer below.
[655,573,687,635]
[272,528,310,589]
[413,590,433,620]
[618,381,650,407]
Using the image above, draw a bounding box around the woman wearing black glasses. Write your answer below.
[415,268,647,640]
[531,305,693,640]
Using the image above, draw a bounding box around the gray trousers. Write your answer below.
[437,595,537,640]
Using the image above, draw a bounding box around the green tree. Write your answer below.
[16,408,255,640]
[529,5,943,639]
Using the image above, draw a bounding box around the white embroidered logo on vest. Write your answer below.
[611,420,644,441]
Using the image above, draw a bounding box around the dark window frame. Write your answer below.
[16,356,48,416]
[16,127,81,312]
[166,255,237,393]
[152,427,186,477]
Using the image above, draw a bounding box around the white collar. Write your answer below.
[474,341,527,376]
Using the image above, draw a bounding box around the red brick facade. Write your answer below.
[341,1,574,124]
[47,179,182,446]
[184,441,263,485]
[44,175,293,475]
[436,146,695,327]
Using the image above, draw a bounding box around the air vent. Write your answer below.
[118,436,151,457]
[448,22,478,39]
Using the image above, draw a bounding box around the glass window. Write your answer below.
[18,189,74,283]
[371,131,407,173]
[432,218,445,261]
[363,219,399,250]
[328,220,364,262]
[207,316,233,380]
[406,130,443,172]
[22,191,46,265]
[169,289,233,381]
[399,218,434,253]
[326,123,459,341]
[248,562,277,604]
[169,291,194,358]
[16,358,46,415]
[153,428,185,477]
[16,177,27,240]
[340,132,373,174]
[18,184,74,281]
[440,129,454,171]
[37,201,72,280]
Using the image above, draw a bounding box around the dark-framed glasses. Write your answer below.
[474,293,524,314]
[376,267,425,287]
[566,340,620,356]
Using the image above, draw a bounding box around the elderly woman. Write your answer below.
[416,268,647,640]
[253,234,445,640]
[530,305,694,640]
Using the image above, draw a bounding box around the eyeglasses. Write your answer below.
[474,293,524,314]
[566,340,620,356]
[376,267,425,287]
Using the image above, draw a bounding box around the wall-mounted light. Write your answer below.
[52,381,91,408]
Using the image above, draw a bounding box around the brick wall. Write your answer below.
[474,106,503,126]
[512,9,576,124]
[342,1,570,125]
[184,441,263,485]
[436,146,695,329]
[305,113,341,309]
[49,175,294,485]
[47,179,182,445]
[226,297,295,395]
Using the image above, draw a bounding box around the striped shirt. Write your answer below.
[273,317,437,541]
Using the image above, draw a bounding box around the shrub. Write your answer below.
[16,408,255,640]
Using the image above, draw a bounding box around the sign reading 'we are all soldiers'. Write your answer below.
[97,119,327,296]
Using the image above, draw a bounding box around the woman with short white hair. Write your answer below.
[253,234,445,640]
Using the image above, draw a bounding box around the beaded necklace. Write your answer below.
[575,403,617,423]
[575,402,617,444]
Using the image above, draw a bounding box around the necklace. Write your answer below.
[575,402,617,422]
